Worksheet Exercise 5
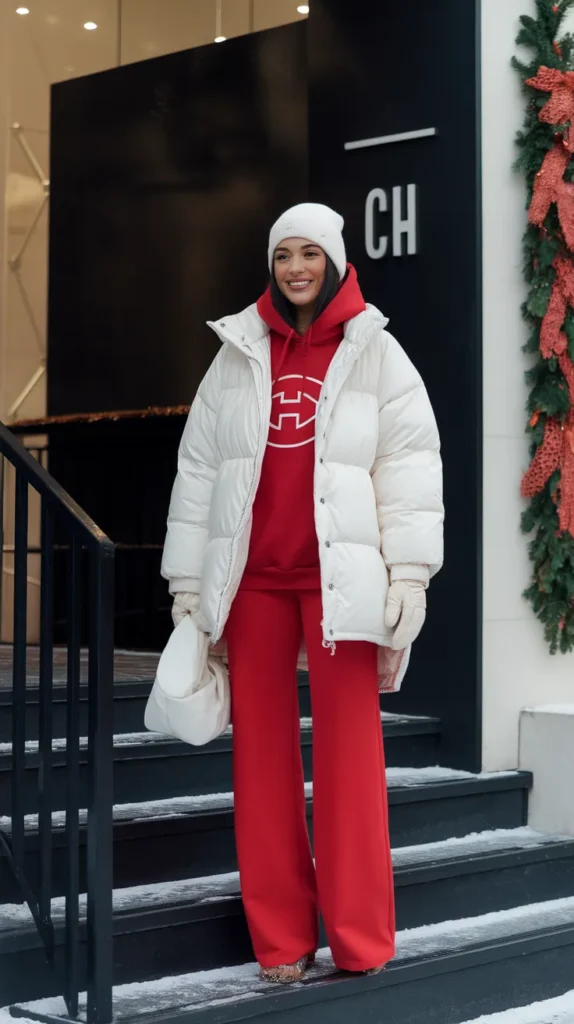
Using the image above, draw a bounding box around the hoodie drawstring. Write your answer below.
[302,325,312,385]
[272,325,313,386]
[272,328,296,386]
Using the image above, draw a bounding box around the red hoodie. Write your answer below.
[240,265,367,590]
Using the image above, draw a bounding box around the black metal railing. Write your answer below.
[9,427,171,651]
[0,421,114,1024]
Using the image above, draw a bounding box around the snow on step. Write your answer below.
[0,733,167,755]
[2,827,565,932]
[0,768,524,832]
[0,871,241,931]
[391,825,568,868]
[14,961,270,1021]
[0,712,421,755]
[459,988,574,1023]
[106,766,520,806]
[387,766,521,787]
[394,895,574,961]
[13,898,574,1021]
[0,1011,41,1024]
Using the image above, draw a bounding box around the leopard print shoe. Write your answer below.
[260,952,315,985]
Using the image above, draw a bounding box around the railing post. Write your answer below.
[11,472,28,867]
[38,498,55,960]
[65,535,82,1018]
[86,543,114,1024]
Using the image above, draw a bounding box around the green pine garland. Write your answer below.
[512,0,574,653]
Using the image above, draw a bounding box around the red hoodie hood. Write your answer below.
[257,263,366,345]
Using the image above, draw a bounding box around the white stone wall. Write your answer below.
[481,0,574,771]
[519,707,574,835]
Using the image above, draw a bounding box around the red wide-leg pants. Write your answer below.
[225,589,395,971]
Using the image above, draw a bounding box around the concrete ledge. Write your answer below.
[519,705,574,836]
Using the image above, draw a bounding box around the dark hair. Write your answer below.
[270,254,342,332]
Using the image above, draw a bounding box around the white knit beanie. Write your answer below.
[268,203,347,282]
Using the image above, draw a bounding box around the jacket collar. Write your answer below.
[207,304,267,353]
[207,302,389,357]
[345,304,389,350]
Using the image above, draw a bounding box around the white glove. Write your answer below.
[171,592,201,628]
[385,566,428,651]
[171,593,227,658]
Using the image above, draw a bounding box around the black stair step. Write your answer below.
[0,713,442,816]
[0,770,532,901]
[10,897,574,1024]
[0,648,160,742]
[0,669,431,744]
[2,829,574,1005]
[0,681,153,744]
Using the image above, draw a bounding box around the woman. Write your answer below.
[161,203,444,983]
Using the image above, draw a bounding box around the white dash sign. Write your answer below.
[344,127,437,152]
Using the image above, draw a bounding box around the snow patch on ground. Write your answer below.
[460,989,574,1023]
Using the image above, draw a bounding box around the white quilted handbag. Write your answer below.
[144,615,230,745]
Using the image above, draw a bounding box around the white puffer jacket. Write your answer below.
[161,302,443,656]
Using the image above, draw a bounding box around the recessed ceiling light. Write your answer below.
[16,7,30,14]
[297,4,309,13]
[214,35,226,42]
[84,20,98,30]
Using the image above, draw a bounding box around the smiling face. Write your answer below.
[273,237,327,310]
